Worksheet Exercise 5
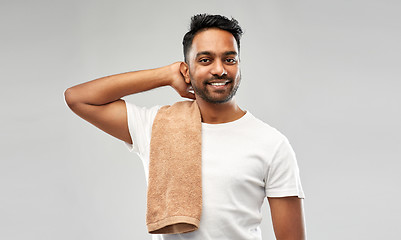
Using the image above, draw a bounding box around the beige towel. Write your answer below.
[146,100,202,234]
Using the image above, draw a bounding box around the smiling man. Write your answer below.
[65,14,306,240]
[180,26,245,124]
[184,28,241,104]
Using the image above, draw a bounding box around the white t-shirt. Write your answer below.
[124,100,305,240]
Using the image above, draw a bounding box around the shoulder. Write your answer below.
[124,100,162,117]
[124,100,162,113]
[124,100,163,127]
[246,112,287,143]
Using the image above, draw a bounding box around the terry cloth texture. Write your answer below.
[146,100,202,234]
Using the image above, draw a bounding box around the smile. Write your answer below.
[210,82,226,86]
[207,80,231,86]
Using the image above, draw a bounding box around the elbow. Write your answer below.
[64,87,78,109]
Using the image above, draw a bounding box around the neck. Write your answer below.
[195,97,246,124]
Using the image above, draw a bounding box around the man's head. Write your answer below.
[181,14,243,104]
[183,14,243,63]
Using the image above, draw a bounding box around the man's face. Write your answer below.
[186,28,241,104]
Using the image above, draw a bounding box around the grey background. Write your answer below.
[1,0,400,239]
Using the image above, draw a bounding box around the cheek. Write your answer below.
[190,67,209,80]
[231,66,240,77]
[235,70,241,78]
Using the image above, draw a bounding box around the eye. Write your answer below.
[225,58,237,64]
[199,58,210,63]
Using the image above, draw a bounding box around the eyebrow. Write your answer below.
[196,51,238,58]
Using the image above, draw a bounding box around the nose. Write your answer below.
[210,59,227,77]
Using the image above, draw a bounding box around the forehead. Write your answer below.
[190,28,238,57]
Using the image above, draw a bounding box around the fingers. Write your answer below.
[186,85,196,99]
[176,84,195,100]
[181,91,196,100]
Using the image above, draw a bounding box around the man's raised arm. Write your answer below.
[64,62,194,144]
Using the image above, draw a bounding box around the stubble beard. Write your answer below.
[190,72,241,104]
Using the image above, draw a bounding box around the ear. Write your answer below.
[180,62,191,84]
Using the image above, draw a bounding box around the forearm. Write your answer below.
[65,65,172,106]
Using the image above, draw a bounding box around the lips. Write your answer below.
[209,82,227,86]
[206,81,232,91]
[206,80,231,86]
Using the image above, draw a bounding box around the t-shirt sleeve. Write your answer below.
[265,136,305,199]
[123,100,161,156]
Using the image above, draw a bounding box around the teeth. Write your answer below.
[210,82,226,86]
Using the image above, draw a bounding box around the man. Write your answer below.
[65,14,306,240]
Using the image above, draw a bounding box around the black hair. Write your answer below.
[182,14,243,63]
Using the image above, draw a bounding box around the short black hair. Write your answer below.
[182,14,243,63]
